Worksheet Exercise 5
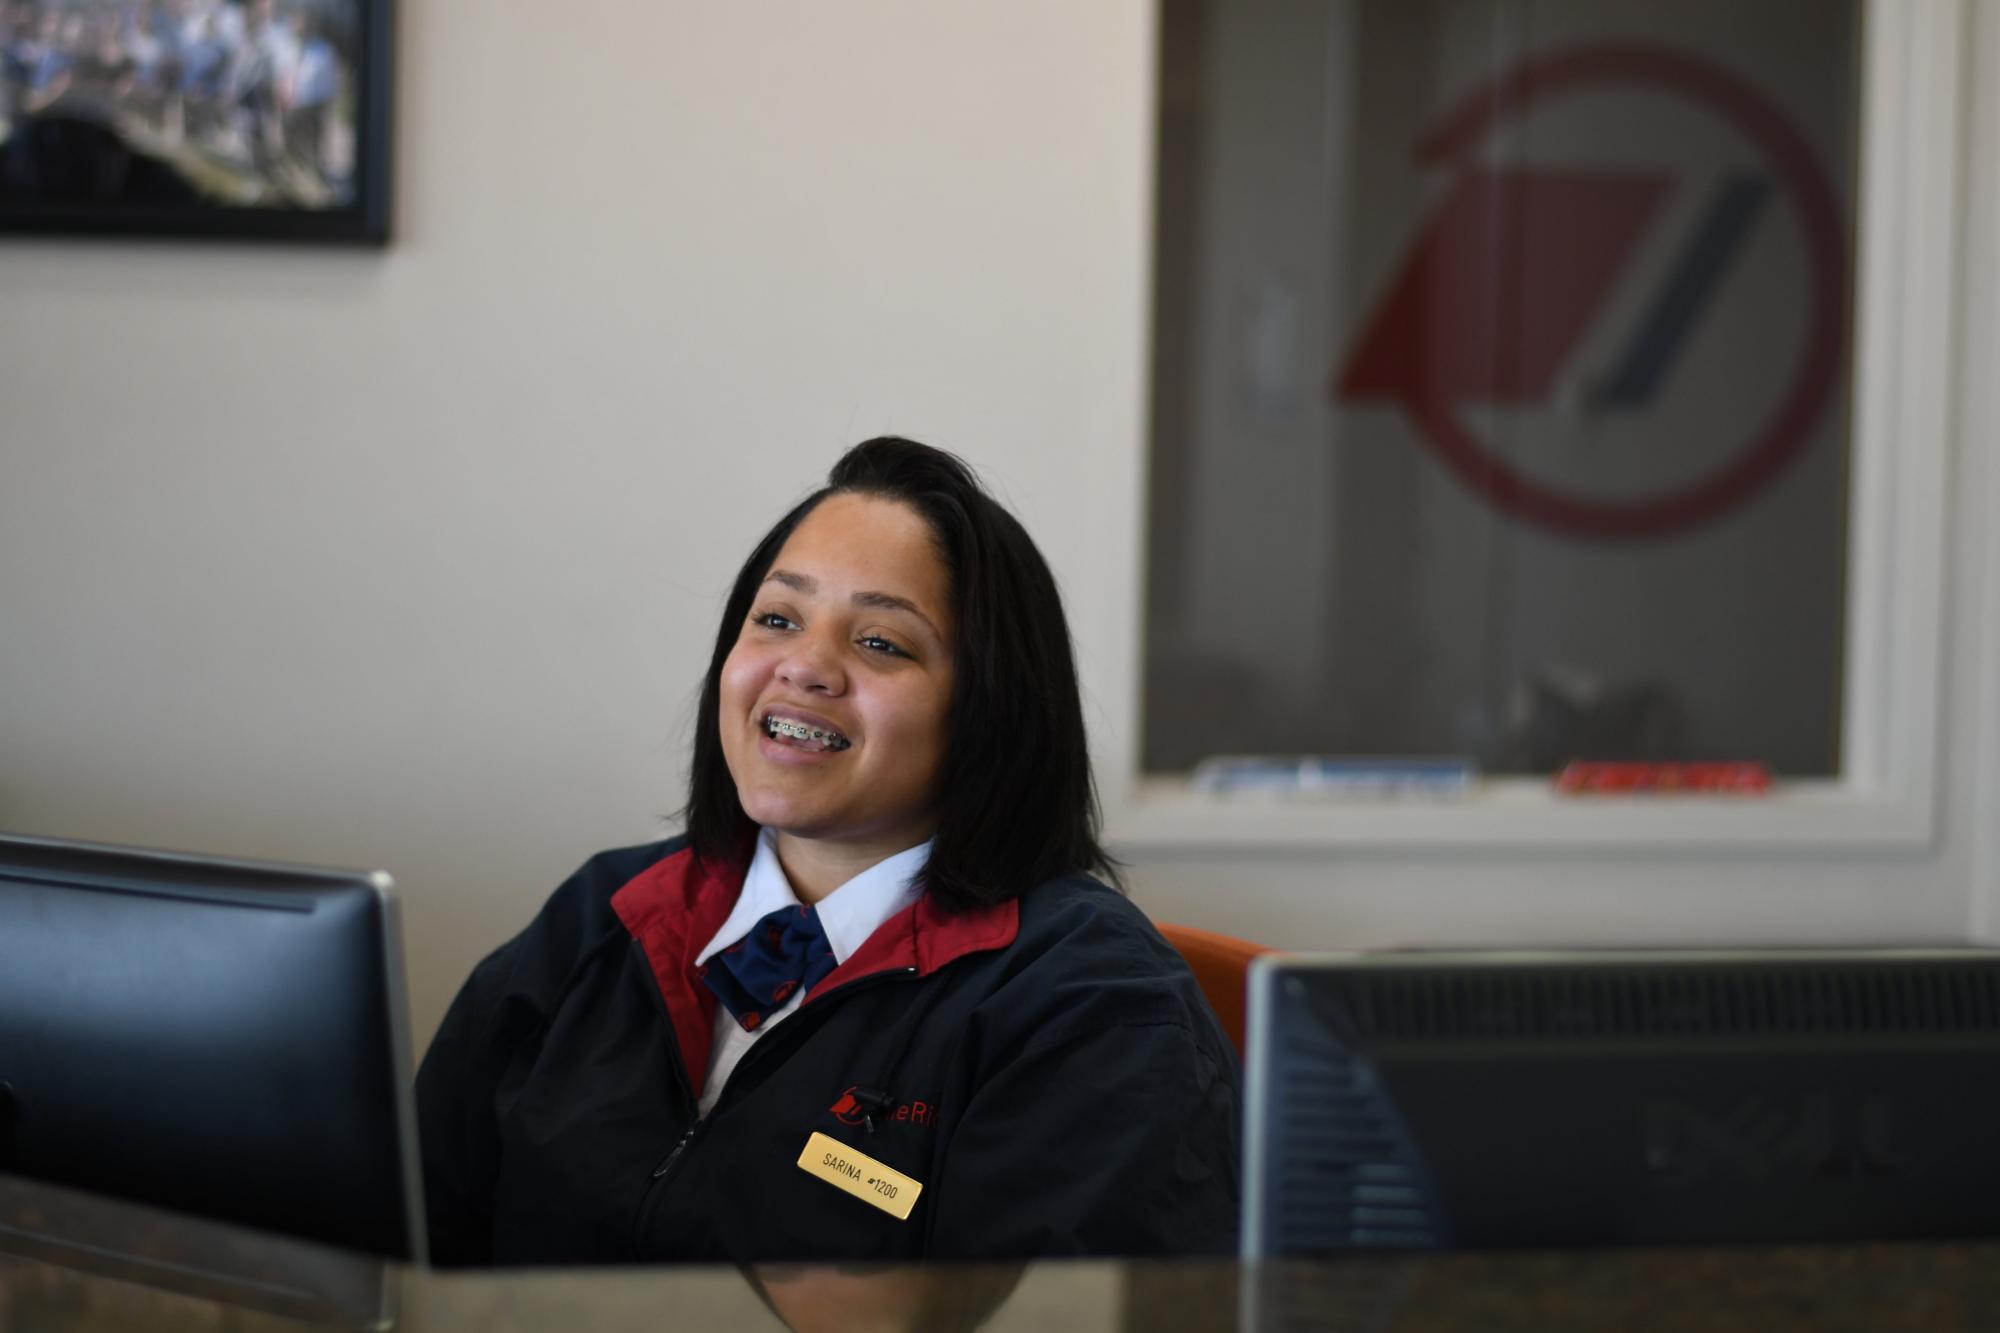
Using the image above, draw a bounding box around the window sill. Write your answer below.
[1105,777,1935,856]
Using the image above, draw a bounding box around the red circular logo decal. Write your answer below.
[1336,44,1847,540]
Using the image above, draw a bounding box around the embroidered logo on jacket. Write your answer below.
[829,1086,937,1128]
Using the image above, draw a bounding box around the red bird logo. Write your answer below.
[829,1087,867,1126]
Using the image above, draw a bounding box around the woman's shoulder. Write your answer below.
[562,834,695,902]
[536,833,692,930]
[975,873,1224,1047]
[1011,872,1175,957]
[466,835,693,996]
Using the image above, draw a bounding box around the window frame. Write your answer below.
[1107,0,1968,855]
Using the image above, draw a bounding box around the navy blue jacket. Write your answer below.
[415,838,1240,1265]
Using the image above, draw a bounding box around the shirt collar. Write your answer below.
[694,829,930,967]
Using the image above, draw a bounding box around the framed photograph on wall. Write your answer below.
[0,0,391,243]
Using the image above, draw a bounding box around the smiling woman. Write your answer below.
[686,442,1120,915]
[715,493,956,896]
[415,439,1241,1267]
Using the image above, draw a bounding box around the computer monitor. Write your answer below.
[1243,949,2000,1257]
[0,833,424,1260]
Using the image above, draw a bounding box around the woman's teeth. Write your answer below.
[764,717,851,752]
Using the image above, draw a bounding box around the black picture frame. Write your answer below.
[0,0,392,244]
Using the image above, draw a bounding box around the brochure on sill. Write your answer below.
[1189,755,1478,798]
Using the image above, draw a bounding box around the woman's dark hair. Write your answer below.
[684,436,1118,913]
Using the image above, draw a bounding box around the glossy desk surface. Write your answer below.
[6,1175,2000,1332]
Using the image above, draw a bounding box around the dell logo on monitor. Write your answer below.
[1642,1094,1914,1185]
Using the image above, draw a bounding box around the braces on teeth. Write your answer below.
[765,717,851,750]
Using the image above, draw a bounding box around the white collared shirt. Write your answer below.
[694,829,929,1116]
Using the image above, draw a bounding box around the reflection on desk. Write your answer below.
[6,1173,2000,1332]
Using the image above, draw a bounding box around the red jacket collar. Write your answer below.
[610,844,1019,1099]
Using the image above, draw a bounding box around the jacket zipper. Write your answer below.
[651,1122,702,1179]
[628,964,920,1256]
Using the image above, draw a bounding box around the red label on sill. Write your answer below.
[1555,761,1774,794]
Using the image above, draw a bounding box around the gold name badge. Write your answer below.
[796,1131,923,1221]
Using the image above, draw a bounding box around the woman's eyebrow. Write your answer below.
[764,570,942,639]
[852,590,941,636]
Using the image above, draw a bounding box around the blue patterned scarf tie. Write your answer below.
[702,903,838,1031]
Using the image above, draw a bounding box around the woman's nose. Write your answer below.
[777,631,845,694]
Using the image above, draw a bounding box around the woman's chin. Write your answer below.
[735,791,833,838]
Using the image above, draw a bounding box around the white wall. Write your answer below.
[2,0,1995,1051]
[0,0,1156,1043]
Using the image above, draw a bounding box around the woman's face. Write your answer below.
[718,493,955,858]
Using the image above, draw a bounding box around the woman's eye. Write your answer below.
[752,612,798,632]
[858,635,906,657]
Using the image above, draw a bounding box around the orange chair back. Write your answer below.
[1155,922,1271,1060]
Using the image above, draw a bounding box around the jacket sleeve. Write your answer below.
[413,952,511,1266]
[924,1013,1241,1259]
[413,839,681,1266]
